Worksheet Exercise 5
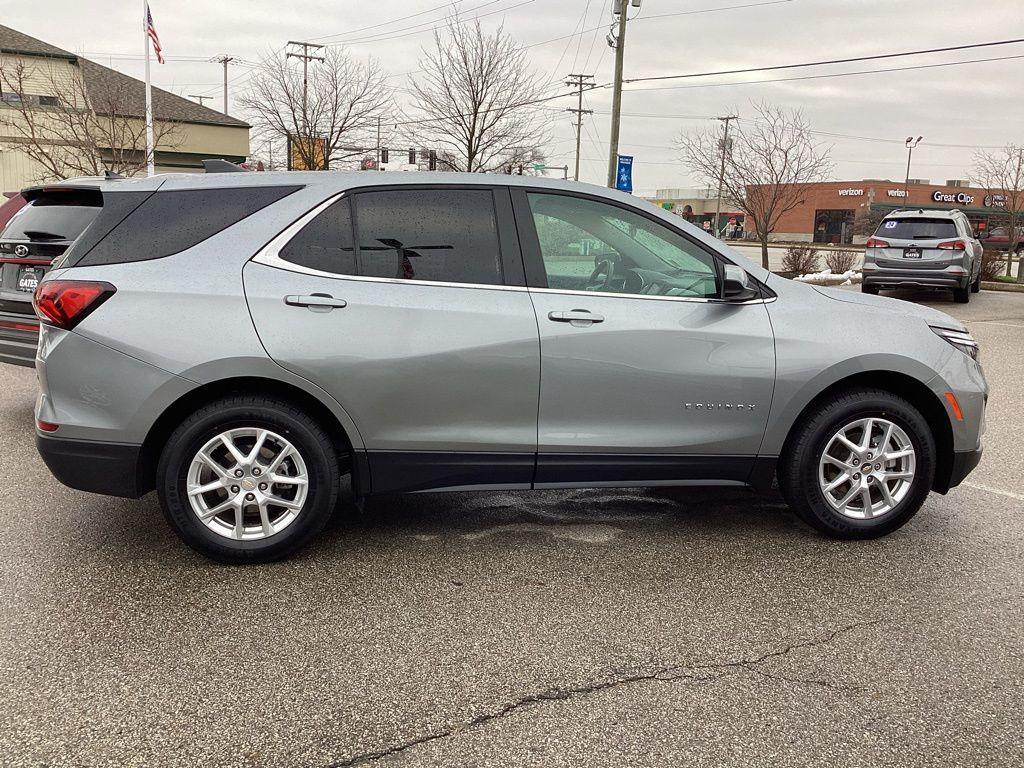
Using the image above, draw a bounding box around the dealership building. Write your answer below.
[755,179,1005,245]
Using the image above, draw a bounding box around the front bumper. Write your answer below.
[36,433,146,498]
[946,447,983,490]
[0,310,39,367]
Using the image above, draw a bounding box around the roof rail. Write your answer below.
[202,159,248,174]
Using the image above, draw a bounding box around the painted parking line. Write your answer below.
[962,481,1024,503]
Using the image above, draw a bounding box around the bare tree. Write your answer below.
[239,47,392,171]
[0,59,180,180]
[406,17,550,173]
[971,144,1024,282]
[677,103,833,268]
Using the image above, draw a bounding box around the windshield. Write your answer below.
[1,196,101,242]
[876,218,958,241]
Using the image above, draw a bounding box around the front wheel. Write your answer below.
[779,388,936,539]
[861,284,879,295]
[156,395,341,563]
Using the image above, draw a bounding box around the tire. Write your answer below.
[156,394,341,563]
[970,276,981,293]
[953,285,970,303]
[861,284,879,295]
[778,387,936,539]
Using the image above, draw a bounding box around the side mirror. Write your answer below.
[721,264,759,302]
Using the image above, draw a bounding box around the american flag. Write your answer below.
[146,3,164,64]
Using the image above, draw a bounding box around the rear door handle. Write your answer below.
[548,310,604,324]
[285,294,347,311]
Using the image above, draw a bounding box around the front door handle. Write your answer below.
[548,309,604,324]
[285,294,347,311]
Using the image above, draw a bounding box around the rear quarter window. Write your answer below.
[75,185,302,266]
[877,218,958,240]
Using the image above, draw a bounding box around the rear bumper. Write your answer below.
[36,433,146,498]
[0,310,39,367]
[862,265,970,290]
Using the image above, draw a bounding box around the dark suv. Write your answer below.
[0,186,101,366]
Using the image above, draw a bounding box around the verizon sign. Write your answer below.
[887,189,908,198]
[837,188,864,197]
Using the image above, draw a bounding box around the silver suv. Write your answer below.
[33,172,987,562]
[863,208,982,303]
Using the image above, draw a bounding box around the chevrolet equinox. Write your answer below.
[32,172,987,562]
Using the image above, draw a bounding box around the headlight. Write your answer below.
[932,326,979,361]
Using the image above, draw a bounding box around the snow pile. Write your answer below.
[794,269,863,286]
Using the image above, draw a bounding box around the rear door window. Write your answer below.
[353,189,503,285]
[877,218,958,240]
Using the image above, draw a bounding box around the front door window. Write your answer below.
[527,193,720,299]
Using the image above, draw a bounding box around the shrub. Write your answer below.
[782,245,820,275]
[824,249,857,274]
[979,249,1007,282]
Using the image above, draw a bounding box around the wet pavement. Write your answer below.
[1,288,1021,767]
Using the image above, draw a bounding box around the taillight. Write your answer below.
[865,238,890,249]
[33,280,116,330]
[937,240,966,250]
[37,419,59,433]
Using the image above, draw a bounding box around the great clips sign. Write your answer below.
[932,190,975,205]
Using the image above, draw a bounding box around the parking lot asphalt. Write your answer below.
[1,288,1022,768]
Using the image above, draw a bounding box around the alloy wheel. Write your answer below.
[817,417,916,520]
[185,427,309,541]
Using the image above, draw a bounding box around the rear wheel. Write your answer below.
[971,274,981,293]
[953,285,971,303]
[157,395,341,563]
[861,284,879,295]
[779,388,935,539]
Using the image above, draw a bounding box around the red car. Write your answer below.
[980,225,1024,253]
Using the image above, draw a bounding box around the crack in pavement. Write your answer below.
[328,619,881,767]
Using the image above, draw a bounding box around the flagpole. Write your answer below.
[144,0,155,176]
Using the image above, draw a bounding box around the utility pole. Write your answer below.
[212,55,235,114]
[904,135,923,196]
[606,0,640,188]
[375,115,382,168]
[189,94,213,107]
[286,41,325,128]
[713,115,738,239]
[566,74,594,182]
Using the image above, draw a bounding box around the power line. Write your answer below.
[307,0,481,42]
[620,53,1024,93]
[622,36,1024,85]
[322,0,537,47]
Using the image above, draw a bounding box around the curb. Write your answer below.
[981,281,1024,293]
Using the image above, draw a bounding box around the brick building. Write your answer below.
[748,179,1005,244]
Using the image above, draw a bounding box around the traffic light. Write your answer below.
[380,147,389,164]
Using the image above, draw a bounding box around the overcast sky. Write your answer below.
[3,0,1022,192]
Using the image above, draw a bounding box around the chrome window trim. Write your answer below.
[252,190,774,303]
[251,190,528,293]
[528,286,774,305]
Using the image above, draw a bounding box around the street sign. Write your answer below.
[616,155,633,194]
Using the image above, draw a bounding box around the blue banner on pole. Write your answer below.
[616,155,633,193]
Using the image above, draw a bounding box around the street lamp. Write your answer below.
[904,136,923,197]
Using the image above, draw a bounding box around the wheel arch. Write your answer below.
[137,376,368,497]
[778,370,954,493]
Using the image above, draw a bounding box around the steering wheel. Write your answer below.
[587,257,617,291]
